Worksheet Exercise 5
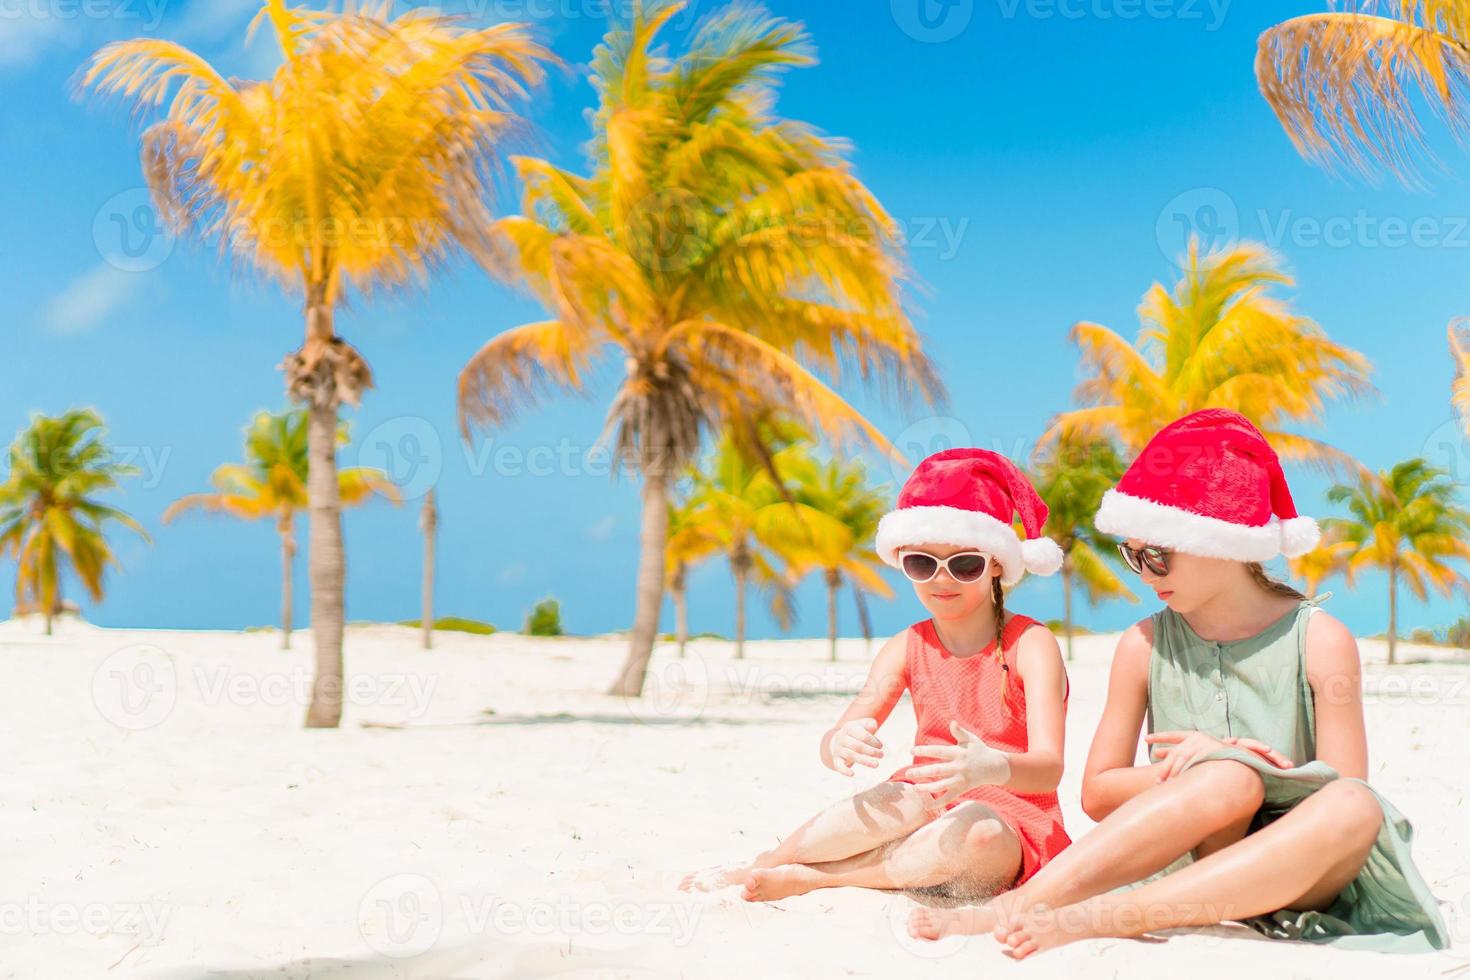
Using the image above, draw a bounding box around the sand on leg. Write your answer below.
[743,800,1022,902]
[996,779,1382,958]
[908,759,1264,940]
[681,780,938,891]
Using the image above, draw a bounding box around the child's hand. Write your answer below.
[826,718,883,776]
[1221,736,1295,769]
[908,721,1012,808]
[1145,730,1237,780]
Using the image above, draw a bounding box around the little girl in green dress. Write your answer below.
[908,408,1450,956]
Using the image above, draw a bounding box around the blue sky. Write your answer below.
[4,0,1470,641]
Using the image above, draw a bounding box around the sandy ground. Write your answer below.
[3,616,1469,979]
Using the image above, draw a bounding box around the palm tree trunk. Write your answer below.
[673,565,689,658]
[1062,560,1074,662]
[421,489,437,651]
[853,586,873,660]
[827,568,840,662]
[733,562,747,660]
[279,514,295,650]
[304,398,345,726]
[301,302,347,729]
[1387,561,1399,666]
[607,468,670,697]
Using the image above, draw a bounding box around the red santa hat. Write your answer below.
[875,448,1064,587]
[1093,408,1321,560]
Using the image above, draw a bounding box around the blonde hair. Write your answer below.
[1246,561,1306,600]
[991,575,1021,717]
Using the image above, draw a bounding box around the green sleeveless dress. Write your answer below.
[1129,591,1451,953]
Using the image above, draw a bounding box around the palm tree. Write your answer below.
[163,409,399,649]
[665,490,720,657]
[83,1,553,726]
[1041,239,1374,471]
[0,410,149,634]
[1028,434,1136,661]
[456,2,942,696]
[781,450,894,662]
[690,431,831,658]
[1257,7,1470,185]
[1289,459,1470,664]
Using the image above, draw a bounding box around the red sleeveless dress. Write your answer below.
[887,614,1072,887]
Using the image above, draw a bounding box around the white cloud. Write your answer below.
[42,264,143,336]
[585,515,616,541]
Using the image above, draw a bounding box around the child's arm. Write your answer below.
[818,628,910,775]
[1079,621,1171,821]
[1001,624,1068,793]
[905,625,1068,803]
[1303,610,1369,780]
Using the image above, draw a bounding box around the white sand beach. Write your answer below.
[3,619,1468,979]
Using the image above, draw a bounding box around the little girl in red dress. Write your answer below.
[681,448,1073,901]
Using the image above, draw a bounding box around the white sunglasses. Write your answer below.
[897,549,993,584]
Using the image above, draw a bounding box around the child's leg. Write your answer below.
[742,800,1022,902]
[909,759,1264,939]
[996,779,1381,958]
[681,780,937,891]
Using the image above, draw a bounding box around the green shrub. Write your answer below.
[399,617,498,636]
[525,598,563,637]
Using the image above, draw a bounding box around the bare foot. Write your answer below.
[995,902,1097,959]
[678,865,749,892]
[907,901,1000,940]
[741,865,821,902]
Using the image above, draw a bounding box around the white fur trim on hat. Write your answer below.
[876,506,1042,586]
[1094,488,1311,562]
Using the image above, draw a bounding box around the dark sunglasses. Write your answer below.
[1118,542,1171,576]
[898,550,992,584]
